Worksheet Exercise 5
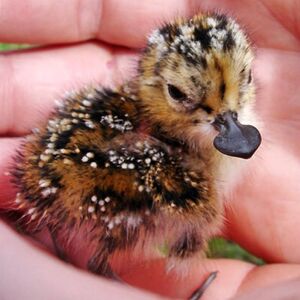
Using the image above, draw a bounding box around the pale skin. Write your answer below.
[0,0,300,299]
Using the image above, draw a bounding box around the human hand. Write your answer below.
[1,1,300,299]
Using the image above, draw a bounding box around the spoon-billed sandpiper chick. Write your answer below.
[12,12,261,299]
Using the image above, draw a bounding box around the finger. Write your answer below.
[256,0,300,45]
[0,221,158,300]
[232,277,300,300]
[0,0,299,50]
[254,49,300,156]
[0,138,21,209]
[2,217,300,300]
[0,42,137,136]
[123,258,253,299]
[0,0,191,47]
[122,257,300,300]
[225,144,300,263]
[223,48,300,263]
[235,264,300,298]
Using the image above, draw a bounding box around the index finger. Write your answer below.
[1,0,300,50]
[0,0,191,47]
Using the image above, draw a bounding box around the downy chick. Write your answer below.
[12,12,261,299]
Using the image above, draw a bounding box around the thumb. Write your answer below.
[122,257,300,299]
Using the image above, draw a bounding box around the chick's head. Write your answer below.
[138,13,261,159]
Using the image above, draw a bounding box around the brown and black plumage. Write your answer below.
[12,13,261,299]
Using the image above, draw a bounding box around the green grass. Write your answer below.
[208,238,264,265]
[0,43,30,51]
[0,42,264,265]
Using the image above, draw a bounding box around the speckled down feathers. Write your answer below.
[12,12,255,276]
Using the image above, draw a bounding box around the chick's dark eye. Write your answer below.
[167,84,187,101]
[248,70,252,84]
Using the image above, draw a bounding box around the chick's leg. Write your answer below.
[87,251,118,280]
[168,232,218,299]
[87,244,125,283]
[48,226,69,262]
[87,233,132,282]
